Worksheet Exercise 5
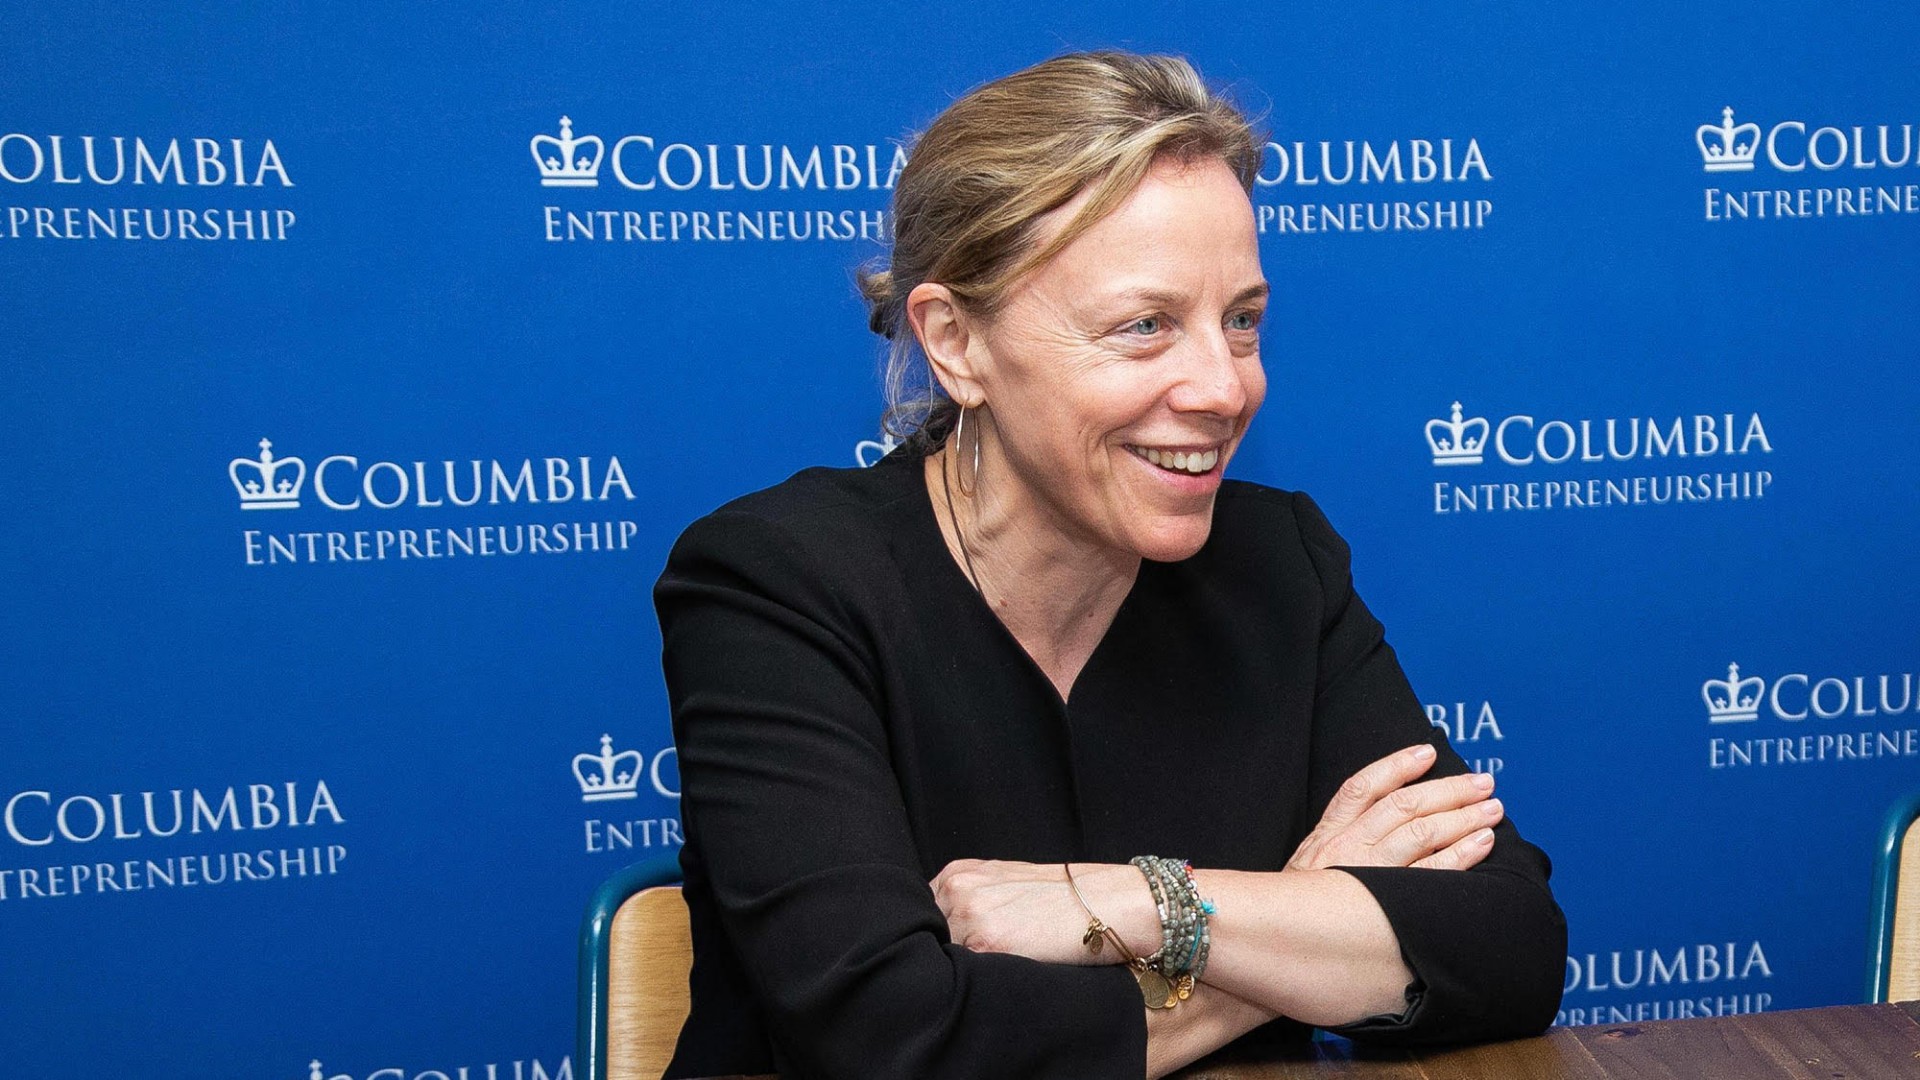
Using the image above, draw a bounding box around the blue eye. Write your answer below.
[1227,311,1261,331]
[1127,317,1162,335]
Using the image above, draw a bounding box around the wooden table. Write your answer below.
[690,1002,1920,1079]
[1170,1001,1920,1079]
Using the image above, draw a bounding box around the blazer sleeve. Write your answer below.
[1288,491,1568,1045]
[655,508,1149,1079]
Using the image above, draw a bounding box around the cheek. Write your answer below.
[1047,375,1155,450]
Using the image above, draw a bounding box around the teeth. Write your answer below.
[1127,445,1220,475]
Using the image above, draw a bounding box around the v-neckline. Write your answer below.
[890,445,1148,712]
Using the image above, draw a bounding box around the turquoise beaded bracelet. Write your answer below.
[1130,855,1217,982]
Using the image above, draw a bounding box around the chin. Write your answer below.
[1129,514,1215,563]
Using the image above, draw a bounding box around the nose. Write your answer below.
[1168,324,1254,419]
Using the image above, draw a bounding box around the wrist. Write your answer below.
[1077,861,1164,959]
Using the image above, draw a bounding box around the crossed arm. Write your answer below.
[931,743,1512,1078]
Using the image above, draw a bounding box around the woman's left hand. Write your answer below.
[930,858,1157,965]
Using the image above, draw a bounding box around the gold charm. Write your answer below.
[1134,965,1176,1009]
[1082,918,1106,950]
[1174,973,1195,1001]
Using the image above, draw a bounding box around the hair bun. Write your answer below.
[858,266,898,339]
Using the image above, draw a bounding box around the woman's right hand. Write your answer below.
[1286,743,1503,872]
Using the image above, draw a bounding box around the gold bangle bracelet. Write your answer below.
[1063,862,1183,1009]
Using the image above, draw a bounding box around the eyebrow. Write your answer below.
[1097,281,1271,309]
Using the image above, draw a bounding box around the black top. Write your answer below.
[654,444,1565,1080]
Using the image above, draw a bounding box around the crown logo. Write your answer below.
[230,438,307,510]
[855,432,900,468]
[1697,107,1761,173]
[531,116,604,187]
[1426,402,1489,466]
[574,733,643,801]
[1702,662,1765,723]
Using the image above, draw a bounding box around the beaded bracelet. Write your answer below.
[1159,859,1204,978]
[1130,855,1216,994]
[1171,857,1216,976]
[1133,855,1173,960]
[1062,858,1218,1009]
[1139,858,1191,975]
[1170,859,1214,979]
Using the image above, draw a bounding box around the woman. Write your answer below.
[654,51,1565,1080]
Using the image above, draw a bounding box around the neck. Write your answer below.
[925,435,1138,701]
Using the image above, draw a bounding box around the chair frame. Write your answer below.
[579,852,686,1080]
[1866,789,1920,1003]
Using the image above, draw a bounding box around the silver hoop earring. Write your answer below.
[955,404,982,498]
[972,413,982,493]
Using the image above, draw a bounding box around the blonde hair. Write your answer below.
[857,50,1262,450]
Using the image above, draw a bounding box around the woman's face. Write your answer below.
[974,155,1268,563]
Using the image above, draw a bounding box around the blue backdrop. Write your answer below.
[3,3,1917,1077]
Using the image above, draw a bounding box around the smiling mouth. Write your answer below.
[1124,443,1221,475]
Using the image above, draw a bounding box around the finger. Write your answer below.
[1349,770,1495,846]
[931,857,982,888]
[1411,826,1498,870]
[1317,744,1438,831]
[1375,798,1504,865]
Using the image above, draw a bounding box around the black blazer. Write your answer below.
[654,445,1565,1079]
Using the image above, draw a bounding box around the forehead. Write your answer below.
[1018,156,1260,303]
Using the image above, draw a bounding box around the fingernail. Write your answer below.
[1412,745,1436,762]
[1475,828,1495,845]
[1472,772,1495,791]
[1483,799,1504,819]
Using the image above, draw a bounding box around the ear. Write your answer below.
[906,281,986,408]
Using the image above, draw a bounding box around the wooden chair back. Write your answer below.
[1870,793,1920,1002]
[1889,815,1920,1002]
[607,886,694,1080]
[580,854,690,1080]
